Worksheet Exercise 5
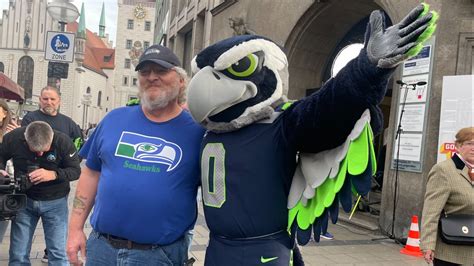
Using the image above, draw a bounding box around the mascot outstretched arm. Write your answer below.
[187,4,438,265]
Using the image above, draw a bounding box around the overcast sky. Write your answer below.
[0,1,118,46]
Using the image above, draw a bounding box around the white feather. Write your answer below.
[190,55,199,74]
[287,164,305,208]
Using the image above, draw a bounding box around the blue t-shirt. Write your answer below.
[80,106,205,244]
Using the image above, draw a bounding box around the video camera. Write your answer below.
[0,166,36,221]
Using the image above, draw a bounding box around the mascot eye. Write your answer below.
[225,53,262,78]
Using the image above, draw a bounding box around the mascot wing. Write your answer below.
[287,3,438,245]
[287,110,375,244]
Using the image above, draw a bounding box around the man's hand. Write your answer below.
[67,229,87,265]
[365,3,438,68]
[423,250,434,264]
[28,169,56,185]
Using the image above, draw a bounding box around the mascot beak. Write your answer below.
[187,66,257,123]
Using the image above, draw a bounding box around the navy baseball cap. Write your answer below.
[135,44,181,71]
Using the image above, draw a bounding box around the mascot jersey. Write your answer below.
[80,105,204,244]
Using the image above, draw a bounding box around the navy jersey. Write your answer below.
[201,113,297,238]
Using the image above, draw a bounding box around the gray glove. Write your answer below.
[365,4,438,68]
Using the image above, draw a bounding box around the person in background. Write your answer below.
[420,127,474,266]
[0,121,81,265]
[67,44,204,265]
[0,99,16,244]
[21,86,83,262]
[22,86,83,150]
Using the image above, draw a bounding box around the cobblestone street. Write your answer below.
[0,181,428,266]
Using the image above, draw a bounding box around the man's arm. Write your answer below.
[56,135,81,181]
[67,166,100,265]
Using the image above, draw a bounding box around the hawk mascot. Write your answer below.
[187,4,438,265]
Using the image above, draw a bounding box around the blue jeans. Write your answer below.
[86,230,188,266]
[9,196,69,266]
[0,220,9,243]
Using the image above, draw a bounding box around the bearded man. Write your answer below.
[66,45,204,266]
[22,86,83,149]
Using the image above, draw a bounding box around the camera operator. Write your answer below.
[0,121,81,265]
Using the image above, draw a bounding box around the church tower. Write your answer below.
[74,2,86,68]
[99,2,106,38]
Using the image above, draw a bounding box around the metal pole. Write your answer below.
[82,103,86,129]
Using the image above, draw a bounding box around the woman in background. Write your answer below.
[420,127,474,266]
[0,99,19,243]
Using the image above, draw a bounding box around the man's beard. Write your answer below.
[139,85,180,111]
[41,106,57,115]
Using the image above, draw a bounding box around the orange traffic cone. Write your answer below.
[400,215,423,257]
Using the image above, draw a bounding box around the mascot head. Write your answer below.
[187,35,288,132]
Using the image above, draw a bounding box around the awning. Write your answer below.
[0,73,25,101]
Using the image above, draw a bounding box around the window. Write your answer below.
[0,62,4,73]
[17,56,34,99]
[123,76,129,85]
[124,59,131,69]
[127,19,134,30]
[145,21,151,31]
[86,87,91,94]
[97,91,102,106]
[104,54,112,62]
[126,39,132,49]
[143,41,150,49]
[331,43,363,77]
[132,78,137,86]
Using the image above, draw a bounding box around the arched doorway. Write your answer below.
[284,0,395,226]
[17,56,34,100]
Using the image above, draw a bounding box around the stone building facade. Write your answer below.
[158,0,474,239]
[114,0,156,107]
[0,0,115,129]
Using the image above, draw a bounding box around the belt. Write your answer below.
[98,233,155,250]
[212,229,288,241]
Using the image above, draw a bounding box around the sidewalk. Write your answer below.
[0,181,427,266]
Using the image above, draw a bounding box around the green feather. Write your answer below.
[347,124,369,175]
[368,125,377,175]
[323,177,337,207]
[314,181,328,218]
[296,198,314,230]
[288,202,300,228]
[335,158,348,192]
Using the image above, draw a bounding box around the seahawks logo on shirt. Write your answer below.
[46,152,56,162]
[115,131,182,171]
